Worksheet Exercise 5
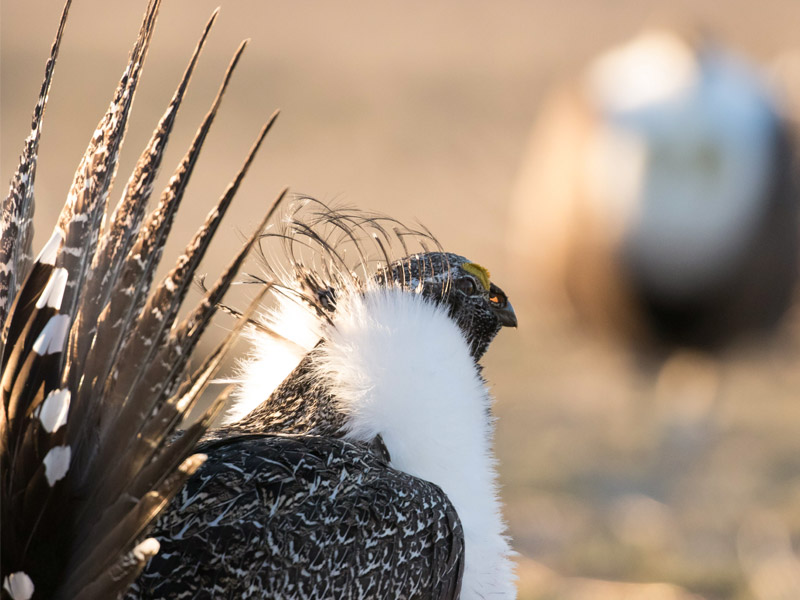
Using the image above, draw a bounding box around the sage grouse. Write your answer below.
[508,29,799,353]
[128,201,518,599]
[2,1,518,599]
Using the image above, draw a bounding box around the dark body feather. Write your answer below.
[229,351,347,437]
[128,434,464,600]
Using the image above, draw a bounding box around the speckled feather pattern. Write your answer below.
[229,350,349,438]
[128,435,464,600]
[0,0,72,330]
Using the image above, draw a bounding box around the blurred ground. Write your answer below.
[4,1,800,598]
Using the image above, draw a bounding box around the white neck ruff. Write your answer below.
[232,287,516,598]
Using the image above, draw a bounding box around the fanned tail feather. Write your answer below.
[0,3,278,599]
[65,9,221,396]
[54,0,162,331]
[70,38,252,412]
[0,0,72,333]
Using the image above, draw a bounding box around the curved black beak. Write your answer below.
[488,282,517,328]
[495,300,517,328]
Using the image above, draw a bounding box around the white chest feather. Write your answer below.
[230,288,516,598]
[309,288,516,599]
[225,295,324,424]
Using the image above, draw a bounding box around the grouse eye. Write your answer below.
[489,290,507,309]
[454,277,478,295]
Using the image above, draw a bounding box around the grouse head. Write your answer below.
[376,252,516,360]
[245,199,517,364]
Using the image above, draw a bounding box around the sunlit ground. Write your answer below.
[4,1,800,598]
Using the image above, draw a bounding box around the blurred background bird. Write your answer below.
[505,24,800,600]
[6,1,800,599]
[508,28,800,356]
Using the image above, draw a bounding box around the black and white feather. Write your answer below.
[1,2,277,598]
[130,201,519,599]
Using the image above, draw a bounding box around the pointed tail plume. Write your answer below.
[0,2,281,598]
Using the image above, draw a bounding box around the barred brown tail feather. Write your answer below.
[0,2,278,598]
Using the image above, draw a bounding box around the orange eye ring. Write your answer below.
[489,292,507,308]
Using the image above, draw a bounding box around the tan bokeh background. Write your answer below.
[4,1,800,598]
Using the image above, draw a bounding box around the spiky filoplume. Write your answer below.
[131,202,518,599]
[1,2,279,598]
